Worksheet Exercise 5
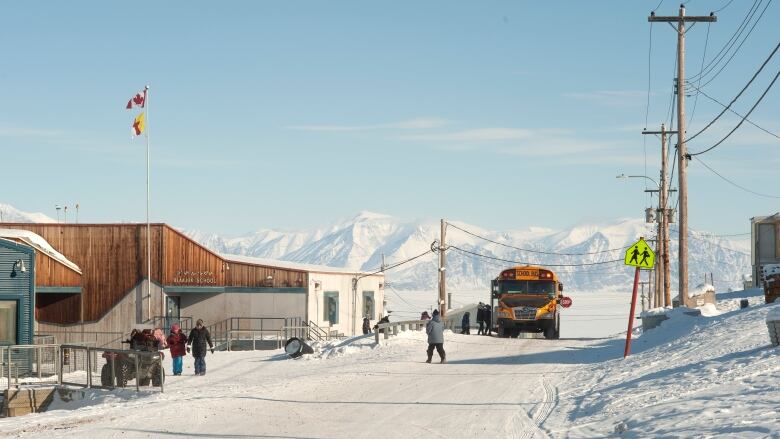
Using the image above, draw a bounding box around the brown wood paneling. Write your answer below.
[35,252,82,287]
[2,223,311,325]
[226,262,307,288]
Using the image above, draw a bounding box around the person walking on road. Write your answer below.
[460,312,470,335]
[476,303,485,335]
[484,305,493,336]
[187,319,214,376]
[167,323,187,376]
[425,309,446,363]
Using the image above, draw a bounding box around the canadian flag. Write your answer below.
[126,90,146,109]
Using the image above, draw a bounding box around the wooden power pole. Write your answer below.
[643,124,677,307]
[649,5,716,307]
[439,219,447,316]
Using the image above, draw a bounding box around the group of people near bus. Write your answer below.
[459,302,492,335]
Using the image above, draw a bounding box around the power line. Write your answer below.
[445,222,630,255]
[714,0,736,13]
[697,0,772,89]
[687,22,711,127]
[686,81,780,140]
[691,156,780,199]
[689,69,780,156]
[687,0,763,82]
[447,245,624,268]
[358,248,435,279]
[685,42,779,143]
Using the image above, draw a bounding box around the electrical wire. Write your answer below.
[691,156,780,198]
[697,0,772,89]
[447,245,624,267]
[714,0,736,12]
[687,0,762,82]
[687,22,711,127]
[685,42,779,144]
[685,81,780,140]
[689,69,780,156]
[357,248,435,279]
[445,222,630,255]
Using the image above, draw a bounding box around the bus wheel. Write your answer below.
[497,323,506,338]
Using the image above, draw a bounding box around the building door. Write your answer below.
[0,301,17,345]
[165,296,181,331]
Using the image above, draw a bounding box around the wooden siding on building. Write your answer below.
[0,223,309,325]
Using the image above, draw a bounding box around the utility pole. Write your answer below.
[439,219,447,316]
[649,5,716,307]
[643,124,677,307]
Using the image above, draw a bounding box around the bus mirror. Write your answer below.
[558,283,564,292]
[491,280,499,299]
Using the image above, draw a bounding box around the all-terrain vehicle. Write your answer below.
[100,328,165,388]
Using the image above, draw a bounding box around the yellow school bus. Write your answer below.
[491,265,567,339]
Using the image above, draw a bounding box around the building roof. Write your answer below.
[0,228,82,273]
[222,253,383,277]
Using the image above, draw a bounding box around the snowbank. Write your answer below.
[766,303,780,322]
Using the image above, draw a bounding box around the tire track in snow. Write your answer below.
[516,376,558,439]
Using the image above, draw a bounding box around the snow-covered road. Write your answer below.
[2,289,778,438]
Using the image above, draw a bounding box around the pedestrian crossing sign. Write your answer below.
[624,238,655,269]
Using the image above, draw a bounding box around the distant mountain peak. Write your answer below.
[0,203,56,223]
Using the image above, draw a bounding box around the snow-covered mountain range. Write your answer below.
[185,211,751,293]
[1,203,751,293]
[0,203,55,223]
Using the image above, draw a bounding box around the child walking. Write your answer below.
[167,323,187,376]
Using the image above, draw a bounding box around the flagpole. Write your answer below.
[145,85,151,323]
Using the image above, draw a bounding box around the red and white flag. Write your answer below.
[126,90,146,109]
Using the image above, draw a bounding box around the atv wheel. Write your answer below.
[151,365,165,387]
[100,363,114,387]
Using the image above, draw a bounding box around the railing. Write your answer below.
[59,344,164,393]
[226,330,284,351]
[373,319,467,344]
[35,331,125,349]
[206,317,304,350]
[1,345,60,391]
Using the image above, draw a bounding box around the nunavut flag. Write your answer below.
[132,112,146,136]
[126,90,146,109]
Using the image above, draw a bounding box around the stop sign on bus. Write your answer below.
[559,296,573,308]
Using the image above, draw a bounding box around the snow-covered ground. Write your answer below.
[1,289,777,438]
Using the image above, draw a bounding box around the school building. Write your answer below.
[0,223,384,342]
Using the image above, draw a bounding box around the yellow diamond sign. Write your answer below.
[625,238,655,269]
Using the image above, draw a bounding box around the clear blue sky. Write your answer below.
[1,1,778,235]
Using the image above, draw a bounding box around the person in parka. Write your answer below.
[167,323,188,376]
[187,319,214,376]
[362,317,372,335]
[460,312,470,335]
[425,309,446,363]
[476,303,486,335]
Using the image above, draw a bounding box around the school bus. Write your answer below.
[491,265,567,339]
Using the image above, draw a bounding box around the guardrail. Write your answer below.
[59,344,164,393]
[1,345,60,391]
[373,319,467,344]
[226,330,283,351]
[35,331,125,349]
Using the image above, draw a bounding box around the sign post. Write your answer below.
[624,237,655,358]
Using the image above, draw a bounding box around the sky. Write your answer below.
[1,1,778,235]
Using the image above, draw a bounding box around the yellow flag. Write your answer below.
[132,112,146,136]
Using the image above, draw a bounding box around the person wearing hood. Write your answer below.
[460,312,471,335]
[167,323,187,376]
[187,319,214,376]
[362,317,372,335]
[425,309,446,363]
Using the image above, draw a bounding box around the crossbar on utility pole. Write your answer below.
[643,125,678,307]
[649,5,716,306]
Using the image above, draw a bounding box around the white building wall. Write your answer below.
[307,272,384,336]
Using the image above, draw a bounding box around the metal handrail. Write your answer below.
[374,320,430,344]
[226,329,284,351]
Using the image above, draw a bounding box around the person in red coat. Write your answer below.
[167,323,187,376]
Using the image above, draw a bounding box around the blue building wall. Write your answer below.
[0,239,35,345]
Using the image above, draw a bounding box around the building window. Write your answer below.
[362,291,375,318]
[758,224,777,259]
[323,291,339,324]
[0,301,17,345]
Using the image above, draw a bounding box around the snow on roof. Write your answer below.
[761,264,780,281]
[689,283,715,298]
[221,253,382,277]
[0,228,82,274]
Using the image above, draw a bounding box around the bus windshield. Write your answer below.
[499,280,555,296]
